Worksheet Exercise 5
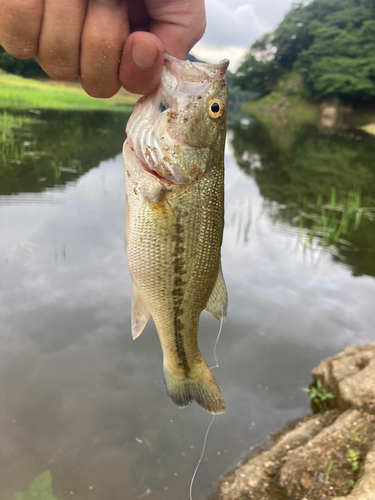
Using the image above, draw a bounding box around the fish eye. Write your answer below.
[208,99,224,119]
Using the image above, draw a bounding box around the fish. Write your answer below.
[123,55,229,414]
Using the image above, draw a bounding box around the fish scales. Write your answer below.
[123,55,229,414]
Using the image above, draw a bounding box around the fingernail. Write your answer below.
[132,38,159,69]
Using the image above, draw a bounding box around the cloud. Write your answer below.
[191,43,248,71]
[202,0,266,49]
[192,0,296,69]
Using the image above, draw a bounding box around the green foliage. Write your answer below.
[295,16,375,99]
[233,34,282,95]
[236,0,375,101]
[302,379,335,410]
[347,449,361,471]
[15,470,58,500]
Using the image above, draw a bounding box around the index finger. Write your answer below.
[0,0,43,59]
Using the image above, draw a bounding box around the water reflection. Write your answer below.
[0,110,130,196]
[0,110,374,500]
[229,117,375,278]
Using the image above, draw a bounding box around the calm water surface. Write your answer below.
[1,110,375,499]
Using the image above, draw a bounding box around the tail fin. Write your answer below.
[164,359,226,414]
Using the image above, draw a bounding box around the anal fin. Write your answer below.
[131,287,151,339]
[204,264,228,322]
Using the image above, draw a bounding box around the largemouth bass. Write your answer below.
[123,55,229,414]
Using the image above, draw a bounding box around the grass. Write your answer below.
[297,188,375,255]
[302,379,335,411]
[0,71,137,111]
[242,73,319,127]
[347,449,361,471]
[325,459,334,484]
[0,110,32,164]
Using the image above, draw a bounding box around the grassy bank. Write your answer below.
[0,71,138,111]
[242,73,319,127]
[242,72,375,135]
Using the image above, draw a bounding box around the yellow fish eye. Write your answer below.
[208,99,224,119]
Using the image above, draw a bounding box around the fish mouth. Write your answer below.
[126,56,229,185]
[161,55,229,110]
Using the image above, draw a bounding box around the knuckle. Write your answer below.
[38,53,79,81]
[86,32,122,55]
[43,64,79,82]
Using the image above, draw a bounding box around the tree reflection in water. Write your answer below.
[229,116,375,278]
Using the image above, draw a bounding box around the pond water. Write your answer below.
[1,109,375,500]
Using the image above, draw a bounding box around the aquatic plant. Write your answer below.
[225,199,252,245]
[297,188,375,255]
[51,160,62,182]
[0,111,32,166]
[15,470,58,500]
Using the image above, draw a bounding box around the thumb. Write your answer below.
[119,32,164,95]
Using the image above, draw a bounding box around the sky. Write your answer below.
[191,0,296,71]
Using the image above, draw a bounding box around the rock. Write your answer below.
[212,343,375,500]
[320,97,352,129]
[312,343,375,411]
[334,440,375,500]
[321,105,338,128]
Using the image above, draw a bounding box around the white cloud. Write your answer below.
[192,0,296,70]
[190,43,248,71]
[203,0,266,49]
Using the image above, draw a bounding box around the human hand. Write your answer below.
[0,0,206,97]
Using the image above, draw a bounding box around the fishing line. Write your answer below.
[190,309,225,500]
[210,310,224,371]
[189,414,215,500]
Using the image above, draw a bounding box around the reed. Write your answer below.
[297,188,375,254]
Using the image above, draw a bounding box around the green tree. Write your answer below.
[233,33,282,95]
[235,0,375,102]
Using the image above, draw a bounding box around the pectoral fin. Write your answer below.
[131,288,151,339]
[204,265,228,322]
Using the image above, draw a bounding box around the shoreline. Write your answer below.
[0,71,138,112]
